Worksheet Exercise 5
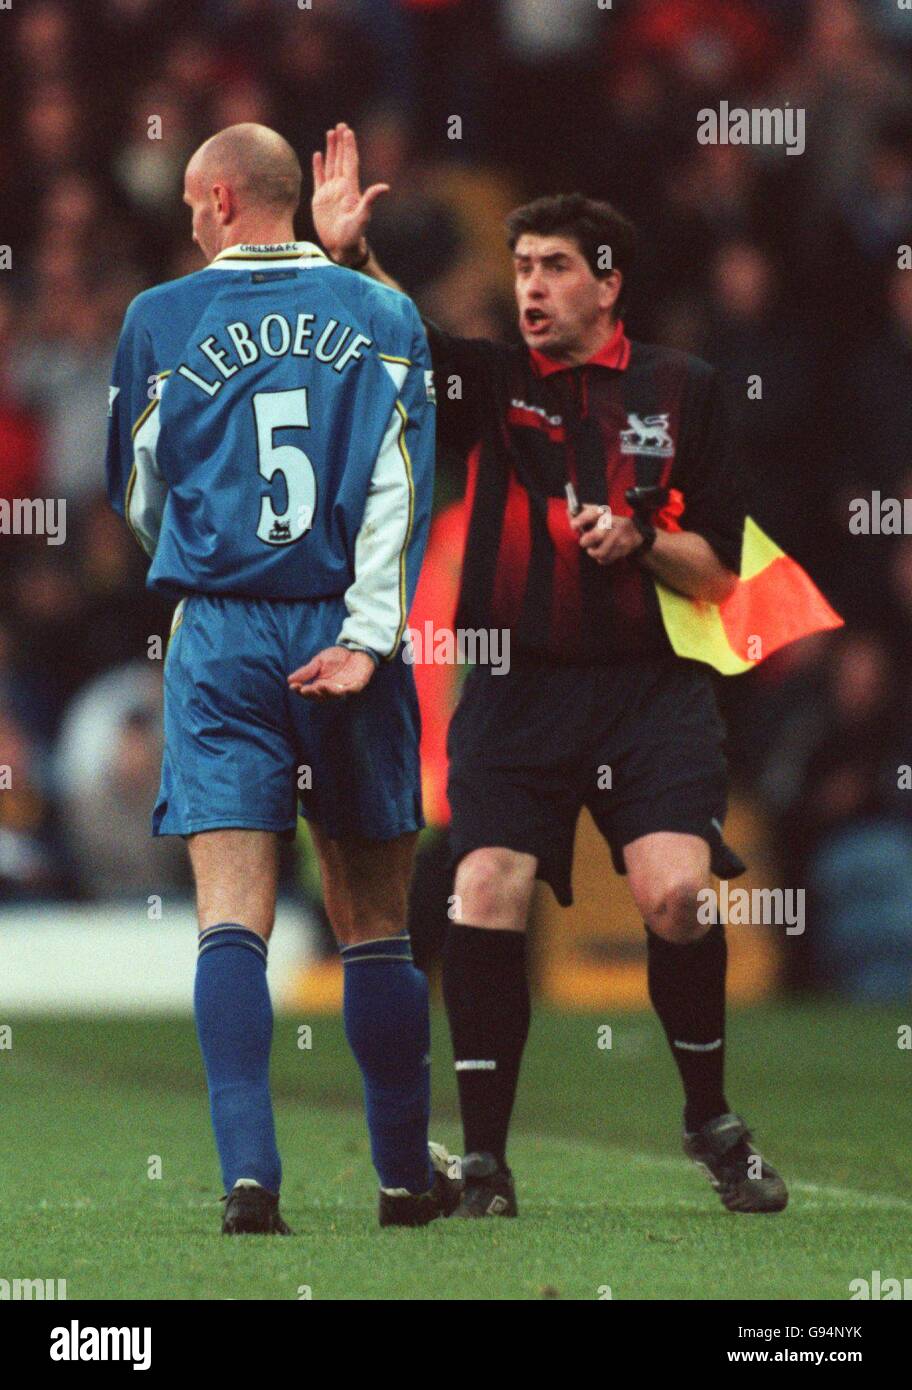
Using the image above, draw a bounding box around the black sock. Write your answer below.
[442,923,530,1170]
[646,921,729,1132]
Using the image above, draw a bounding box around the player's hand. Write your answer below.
[287,645,376,700]
[312,122,389,266]
[570,505,645,565]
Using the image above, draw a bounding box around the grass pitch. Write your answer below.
[1,1004,909,1300]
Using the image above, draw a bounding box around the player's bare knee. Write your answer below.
[454,849,533,930]
[639,877,707,943]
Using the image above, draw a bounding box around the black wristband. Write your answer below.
[632,514,658,554]
[348,243,371,270]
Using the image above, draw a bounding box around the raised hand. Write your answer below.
[312,122,389,265]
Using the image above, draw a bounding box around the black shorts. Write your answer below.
[446,652,745,907]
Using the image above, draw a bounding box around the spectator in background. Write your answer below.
[209,75,275,134]
[615,0,779,96]
[9,254,138,506]
[839,265,912,498]
[823,266,912,631]
[885,502,912,662]
[92,0,186,134]
[272,9,379,170]
[3,548,90,746]
[31,172,141,293]
[840,118,912,271]
[499,0,600,65]
[0,288,43,504]
[784,634,900,846]
[594,57,681,234]
[702,240,817,558]
[491,0,602,192]
[757,631,910,998]
[21,79,82,166]
[781,0,911,327]
[5,80,87,251]
[12,0,76,83]
[0,695,65,903]
[72,495,173,684]
[655,145,761,317]
[786,634,912,1002]
[113,82,198,250]
[55,663,189,899]
[831,116,912,333]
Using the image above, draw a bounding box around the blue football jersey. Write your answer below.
[106,241,435,661]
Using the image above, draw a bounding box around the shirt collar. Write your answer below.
[207,240,330,269]
[530,319,631,376]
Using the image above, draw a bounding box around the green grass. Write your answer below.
[1,1004,909,1300]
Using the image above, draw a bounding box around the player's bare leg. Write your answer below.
[188,828,279,941]
[624,830,787,1213]
[441,847,538,1216]
[309,825,461,1225]
[308,826,417,946]
[186,828,290,1233]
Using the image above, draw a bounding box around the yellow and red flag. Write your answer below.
[654,513,843,675]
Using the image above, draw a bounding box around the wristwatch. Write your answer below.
[631,513,658,554]
[624,483,665,557]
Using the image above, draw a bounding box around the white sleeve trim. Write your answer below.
[336,398,414,660]
[380,357,409,392]
[125,380,168,558]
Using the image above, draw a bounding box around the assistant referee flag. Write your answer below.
[654,514,843,675]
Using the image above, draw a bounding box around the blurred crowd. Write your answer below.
[1,0,911,996]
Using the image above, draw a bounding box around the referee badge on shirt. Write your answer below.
[619,411,674,458]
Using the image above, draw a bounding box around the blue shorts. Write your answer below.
[154,593,424,842]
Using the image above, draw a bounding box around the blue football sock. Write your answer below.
[341,934,433,1194]
[193,924,281,1195]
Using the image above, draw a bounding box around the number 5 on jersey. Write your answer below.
[254,387,316,546]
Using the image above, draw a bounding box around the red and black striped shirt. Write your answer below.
[425,318,746,664]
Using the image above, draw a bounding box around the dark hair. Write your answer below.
[506,193,636,313]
